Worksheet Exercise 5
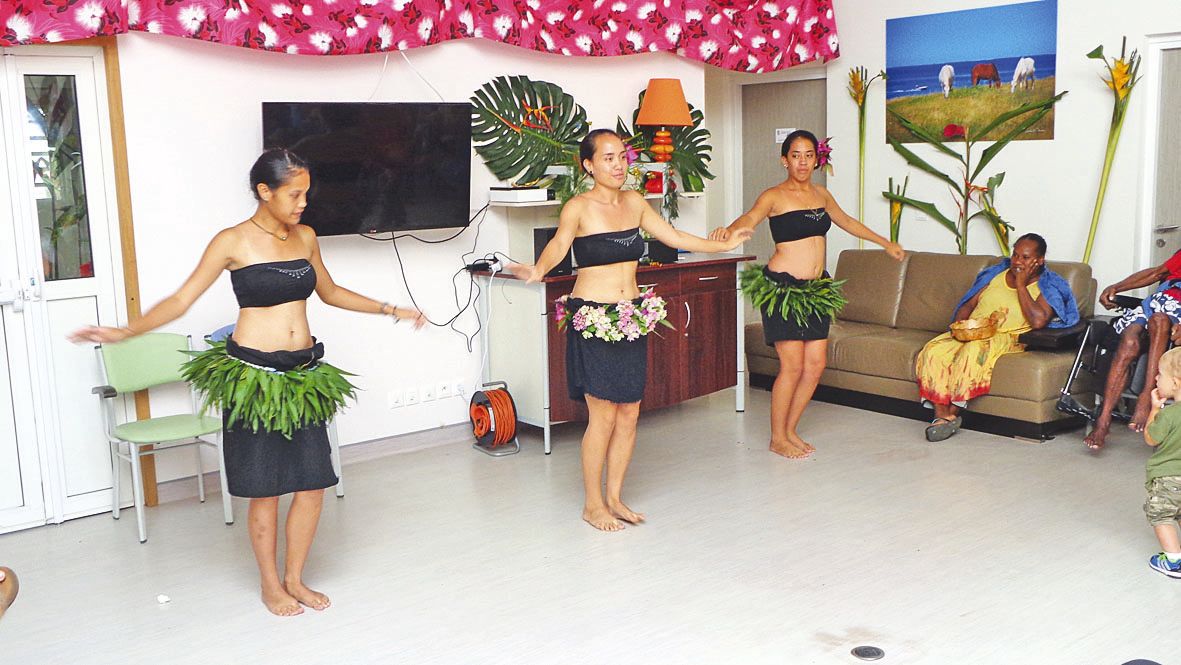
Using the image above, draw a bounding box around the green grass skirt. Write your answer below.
[739,264,848,326]
[181,340,357,440]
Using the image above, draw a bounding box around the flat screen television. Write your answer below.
[261,102,472,235]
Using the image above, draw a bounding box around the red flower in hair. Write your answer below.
[943,124,966,139]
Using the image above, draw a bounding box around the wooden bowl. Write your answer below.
[949,317,996,342]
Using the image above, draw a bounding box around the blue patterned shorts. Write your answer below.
[1113,292,1181,335]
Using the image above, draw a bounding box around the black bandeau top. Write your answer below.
[769,208,832,244]
[572,227,645,268]
[230,259,317,309]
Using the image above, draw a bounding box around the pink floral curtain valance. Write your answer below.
[0,0,838,73]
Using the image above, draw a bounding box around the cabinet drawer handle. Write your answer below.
[684,301,691,335]
[638,283,658,291]
[696,276,719,282]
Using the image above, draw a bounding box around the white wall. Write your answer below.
[115,33,705,481]
[823,0,1181,296]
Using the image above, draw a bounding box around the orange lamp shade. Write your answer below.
[635,79,693,127]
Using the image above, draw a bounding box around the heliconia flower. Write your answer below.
[847,68,865,106]
[942,124,966,140]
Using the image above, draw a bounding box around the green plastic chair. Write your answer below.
[93,333,232,543]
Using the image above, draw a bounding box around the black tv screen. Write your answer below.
[262,102,472,235]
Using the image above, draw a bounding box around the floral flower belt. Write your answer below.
[739,264,848,326]
[554,290,674,342]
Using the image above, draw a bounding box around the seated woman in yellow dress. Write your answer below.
[916,233,1079,441]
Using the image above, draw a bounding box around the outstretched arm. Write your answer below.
[1099,263,1172,309]
[639,193,751,253]
[307,226,426,327]
[514,198,583,283]
[68,229,238,343]
[822,187,905,261]
[707,189,775,242]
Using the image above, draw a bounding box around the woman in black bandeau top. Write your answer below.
[518,129,750,532]
[71,149,424,617]
[711,130,904,460]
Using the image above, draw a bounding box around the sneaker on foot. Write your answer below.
[1149,553,1181,578]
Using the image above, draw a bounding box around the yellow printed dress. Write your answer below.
[915,272,1041,406]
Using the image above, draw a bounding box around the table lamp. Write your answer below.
[635,78,693,163]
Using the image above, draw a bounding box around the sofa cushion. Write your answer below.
[895,253,994,333]
[829,329,939,382]
[833,249,909,328]
[989,350,1094,402]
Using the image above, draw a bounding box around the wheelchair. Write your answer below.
[1056,294,1171,425]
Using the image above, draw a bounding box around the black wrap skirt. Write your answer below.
[222,339,339,498]
[565,296,649,404]
[760,268,833,344]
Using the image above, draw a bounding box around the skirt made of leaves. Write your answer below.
[742,265,844,344]
[566,296,649,404]
[183,338,355,498]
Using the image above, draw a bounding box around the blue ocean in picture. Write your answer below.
[886,54,1056,100]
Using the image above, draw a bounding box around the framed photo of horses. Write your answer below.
[885,0,1058,143]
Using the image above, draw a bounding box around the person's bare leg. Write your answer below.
[249,496,302,616]
[770,341,808,458]
[0,567,18,620]
[604,401,644,523]
[284,489,329,610]
[784,339,828,453]
[1086,325,1144,450]
[1155,522,1181,553]
[582,396,623,531]
[1132,315,1172,432]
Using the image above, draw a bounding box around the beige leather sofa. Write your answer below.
[745,250,1098,438]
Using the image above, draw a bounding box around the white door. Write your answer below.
[0,47,126,532]
[0,141,46,532]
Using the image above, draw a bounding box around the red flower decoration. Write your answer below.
[943,124,966,140]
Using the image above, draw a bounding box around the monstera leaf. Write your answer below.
[617,90,715,193]
[470,75,589,186]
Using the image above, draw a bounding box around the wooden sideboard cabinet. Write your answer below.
[482,253,755,453]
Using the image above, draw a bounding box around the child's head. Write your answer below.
[1157,347,1181,400]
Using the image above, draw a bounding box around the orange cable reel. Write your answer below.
[469,386,517,448]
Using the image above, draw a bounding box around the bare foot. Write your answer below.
[608,500,645,524]
[788,432,816,453]
[769,438,811,459]
[261,584,304,616]
[1084,425,1108,451]
[583,505,624,532]
[1130,396,1152,432]
[285,580,331,611]
[0,567,18,619]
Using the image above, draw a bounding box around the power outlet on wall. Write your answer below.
[421,385,436,402]
[405,388,419,406]
[454,378,468,396]
[387,390,404,409]
[438,382,452,398]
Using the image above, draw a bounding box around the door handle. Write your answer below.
[0,281,24,313]
[1155,225,1180,233]
[683,301,691,336]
